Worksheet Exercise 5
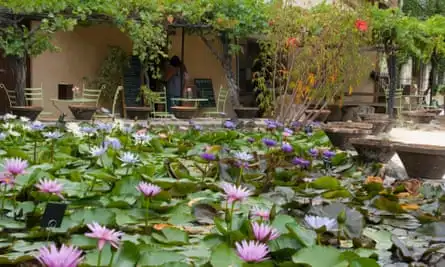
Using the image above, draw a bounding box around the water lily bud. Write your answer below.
[337,209,346,224]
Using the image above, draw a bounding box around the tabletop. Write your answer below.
[171,98,208,102]
[51,98,97,103]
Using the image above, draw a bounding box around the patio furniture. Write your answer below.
[24,84,52,118]
[384,88,404,116]
[151,88,174,118]
[94,86,124,119]
[1,83,43,120]
[203,86,229,118]
[171,98,208,108]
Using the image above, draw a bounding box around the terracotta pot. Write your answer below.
[394,143,445,179]
[350,137,396,163]
[359,113,389,121]
[125,107,152,120]
[234,107,260,119]
[401,111,436,124]
[305,109,331,122]
[171,106,198,119]
[10,106,43,121]
[324,127,371,150]
[68,105,97,120]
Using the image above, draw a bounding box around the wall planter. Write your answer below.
[366,120,390,135]
[323,127,371,150]
[401,111,436,124]
[325,121,373,130]
[394,143,445,179]
[10,106,43,121]
[350,137,396,163]
[68,105,97,121]
[305,109,331,122]
[125,107,152,120]
[171,106,198,119]
[234,107,260,119]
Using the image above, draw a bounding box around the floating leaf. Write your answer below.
[292,245,343,267]
[210,243,243,267]
[311,176,341,190]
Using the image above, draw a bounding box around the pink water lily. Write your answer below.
[36,244,84,267]
[136,182,161,197]
[85,222,124,250]
[35,179,64,199]
[252,222,280,241]
[236,240,269,263]
[3,158,27,176]
[220,182,251,204]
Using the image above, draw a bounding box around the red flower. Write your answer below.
[355,19,368,32]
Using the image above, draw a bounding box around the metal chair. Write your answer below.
[151,87,174,118]
[204,86,229,117]
[24,84,52,117]
[94,86,124,119]
[384,88,404,116]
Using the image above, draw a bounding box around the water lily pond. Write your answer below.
[0,117,444,267]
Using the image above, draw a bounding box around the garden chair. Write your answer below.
[24,84,52,118]
[203,86,229,118]
[384,88,404,116]
[151,87,174,118]
[2,83,17,106]
[82,84,105,106]
[94,86,124,119]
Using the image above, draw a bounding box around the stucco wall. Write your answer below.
[31,24,235,118]
[31,22,133,117]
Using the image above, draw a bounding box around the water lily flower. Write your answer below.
[266,122,277,129]
[262,138,277,147]
[247,137,255,143]
[3,113,16,120]
[309,148,319,157]
[0,132,7,140]
[323,150,336,160]
[0,172,15,185]
[80,126,96,135]
[132,132,152,143]
[19,116,30,123]
[221,182,251,204]
[35,178,64,199]
[2,158,28,176]
[200,152,217,161]
[90,146,107,157]
[252,222,280,241]
[355,19,368,32]
[43,131,63,139]
[104,137,121,150]
[304,215,337,231]
[291,121,301,128]
[30,121,45,131]
[36,244,84,267]
[283,128,293,137]
[281,142,293,153]
[119,152,139,165]
[223,120,236,129]
[236,240,269,263]
[95,122,113,133]
[136,182,161,197]
[121,125,133,134]
[292,157,310,168]
[85,222,124,250]
[234,151,253,162]
[252,207,270,221]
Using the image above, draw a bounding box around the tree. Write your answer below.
[255,2,372,124]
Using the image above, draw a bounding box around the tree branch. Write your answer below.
[200,35,225,64]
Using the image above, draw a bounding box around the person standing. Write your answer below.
[165,56,188,113]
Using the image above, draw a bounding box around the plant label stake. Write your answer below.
[41,202,67,243]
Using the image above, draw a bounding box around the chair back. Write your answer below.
[24,84,44,107]
[2,84,17,107]
[216,86,229,113]
[83,84,104,106]
[152,88,168,112]
[112,86,124,116]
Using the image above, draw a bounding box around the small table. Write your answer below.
[171,98,208,108]
[51,98,97,116]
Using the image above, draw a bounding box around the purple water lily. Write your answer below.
[262,138,277,147]
[224,120,236,129]
[200,153,217,161]
[323,150,336,160]
[281,142,293,153]
[292,157,310,168]
[309,148,319,157]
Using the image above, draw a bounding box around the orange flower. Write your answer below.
[355,19,368,32]
[153,224,172,230]
[286,37,299,47]
[401,203,419,211]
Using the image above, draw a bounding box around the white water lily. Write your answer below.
[90,145,107,157]
[132,132,152,143]
[119,152,139,165]
[19,116,30,123]
[3,113,16,120]
[234,151,254,162]
[304,215,337,231]
[43,131,63,139]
